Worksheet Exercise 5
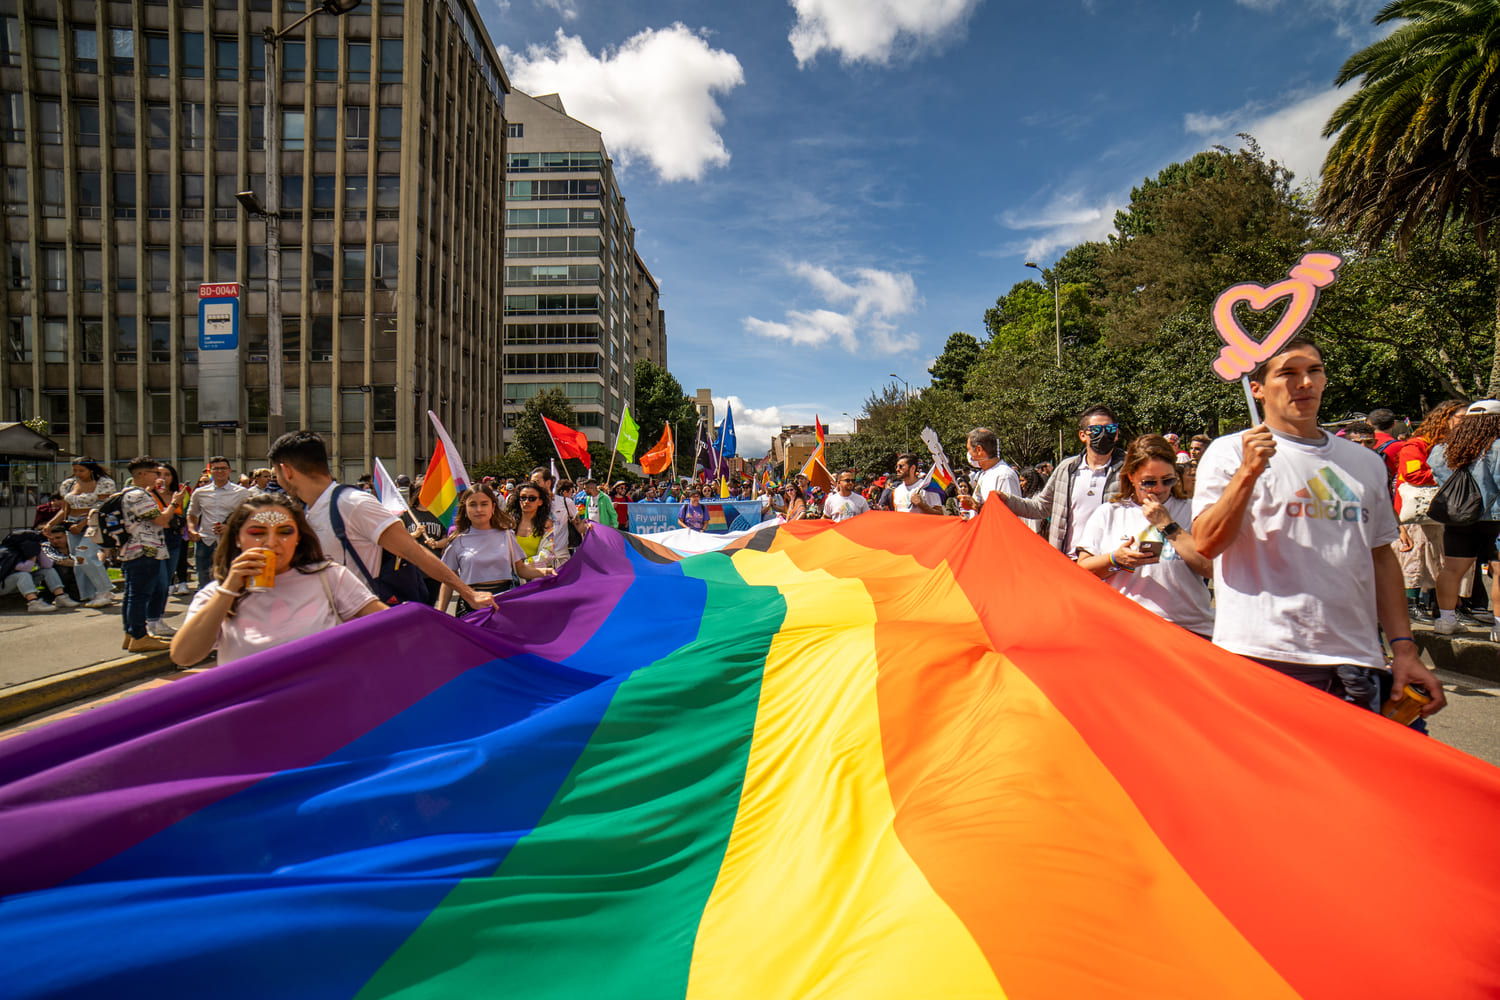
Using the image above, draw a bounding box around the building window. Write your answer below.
[147,103,171,148]
[76,103,100,145]
[379,39,402,82]
[7,243,28,289]
[215,36,237,79]
[0,18,19,68]
[309,317,333,362]
[183,174,205,217]
[342,247,365,289]
[214,175,239,219]
[313,105,337,150]
[80,250,103,292]
[180,321,198,365]
[149,320,171,362]
[375,174,399,217]
[507,122,522,138]
[372,387,396,432]
[115,316,138,362]
[74,28,99,74]
[340,388,365,430]
[338,317,363,361]
[282,110,305,150]
[182,103,206,149]
[280,41,302,82]
[148,392,173,435]
[79,319,103,363]
[44,393,70,433]
[344,175,367,217]
[41,247,68,291]
[310,244,334,289]
[115,172,137,218]
[311,174,336,213]
[147,174,171,219]
[346,42,370,82]
[147,249,171,291]
[3,167,24,210]
[377,107,401,148]
[43,320,67,362]
[215,108,237,150]
[40,172,64,217]
[37,100,63,144]
[345,106,369,148]
[281,316,300,361]
[144,33,170,77]
[281,246,301,291]
[308,386,333,431]
[315,38,338,81]
[182,245,204,290]
[117,246,137,289]
[371,314,397,361]
[111,28,134,74]
[212,247,237,282]
[181,32,205,78]
[8,317,32,361]
[33,27,60,71]
[73,170,99,215]
[282,173,303,213]
[114,100,136,142]
[0,93,20,142]
[115,390,137,434]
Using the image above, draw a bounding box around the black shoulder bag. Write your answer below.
[1428,466,1484,526]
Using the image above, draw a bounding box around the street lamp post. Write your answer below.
[888,373,910,454]
[244,0,361,441]
[1025,261,1065,459]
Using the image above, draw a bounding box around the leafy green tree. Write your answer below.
[928,332,981,396]
[471,448,539,484]
[1317,0,1500,393]
[1099,142,1312,345]
[632,360,700,459]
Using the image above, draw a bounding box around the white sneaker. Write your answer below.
[86,594,114,608]
[26,600,57,613]
[146,618,176,636]
[1433,617,1460,635]
[53,594,80,608]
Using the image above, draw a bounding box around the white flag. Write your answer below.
[372,457,413,519]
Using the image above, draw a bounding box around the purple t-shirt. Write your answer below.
[679,502,707,531]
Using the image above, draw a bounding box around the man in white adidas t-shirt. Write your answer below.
[1192,337,1444,717]
[823,472,871,522]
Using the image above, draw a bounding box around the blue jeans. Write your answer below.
[121,557,165,639]
[68,533,113,601]
[151,536,182,619]
[1251,658,1381,712]
[2,567,63,598]
[195,539,218,589]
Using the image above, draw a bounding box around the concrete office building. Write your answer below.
[502,90,644,447]
[0,0,508,489]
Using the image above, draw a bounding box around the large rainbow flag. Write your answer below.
[417,410,469,528]
[3,510,1500,998]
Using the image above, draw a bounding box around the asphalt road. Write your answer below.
[1425,669,1500,768]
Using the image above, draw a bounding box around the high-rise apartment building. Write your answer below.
[631,249,664,369]
[501,90,640,447]
[0,0,508,485]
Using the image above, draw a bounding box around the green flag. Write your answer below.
[616,404,640,462]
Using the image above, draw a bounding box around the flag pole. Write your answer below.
[604,419,620,487]
[544,423,576,483]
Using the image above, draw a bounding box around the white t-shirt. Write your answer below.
[972,461,1021,509]
[1075,497,1214,637]
[1065,461,1113,555]
[549,494,571,559]
[440,528,522,584]
[186,564,376,664]
[1192,429,1399,668]
[893,480,944,513]
[823,492,871,522]
[303,482,401,583]
[186,481,251,546]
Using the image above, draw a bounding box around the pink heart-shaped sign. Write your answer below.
[1211,253,1342,381]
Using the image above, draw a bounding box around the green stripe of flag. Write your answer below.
[356,552,783,999]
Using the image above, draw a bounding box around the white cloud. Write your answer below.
[1230,0,1385,41]
[1182,86,1350,186]
[538,0,578,20]
[743,262,922,355]
[711,396,853,456]
[997,189,1124,262]
[788,0,984,67]
[500,25,745,183]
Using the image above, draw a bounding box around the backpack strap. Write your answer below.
[326,484,378,590]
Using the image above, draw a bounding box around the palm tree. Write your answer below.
[1317,0,1500,394]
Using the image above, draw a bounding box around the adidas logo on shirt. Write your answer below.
[1284,467,1369,523]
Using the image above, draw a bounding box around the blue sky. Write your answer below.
[478,0,1387,456]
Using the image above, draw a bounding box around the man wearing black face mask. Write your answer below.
[998,405,1127,554]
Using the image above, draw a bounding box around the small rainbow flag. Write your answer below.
[931,463,954,492]
[417,410,470,528]
[2,513,1499,997]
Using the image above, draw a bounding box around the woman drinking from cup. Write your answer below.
[436,484,553,615]
[1074,434,1214,638]
[170,494,385,666]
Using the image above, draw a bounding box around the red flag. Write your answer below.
[543,416,592,470]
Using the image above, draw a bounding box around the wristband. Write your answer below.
[1389,637,1416,647]
[216,587,245,598]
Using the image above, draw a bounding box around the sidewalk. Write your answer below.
[0,585,195,726]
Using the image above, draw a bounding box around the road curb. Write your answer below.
[1413,630,1500,684]
[0,651,179,728]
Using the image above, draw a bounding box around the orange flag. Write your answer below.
[639,423,674,475]
[799,415,833,493]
